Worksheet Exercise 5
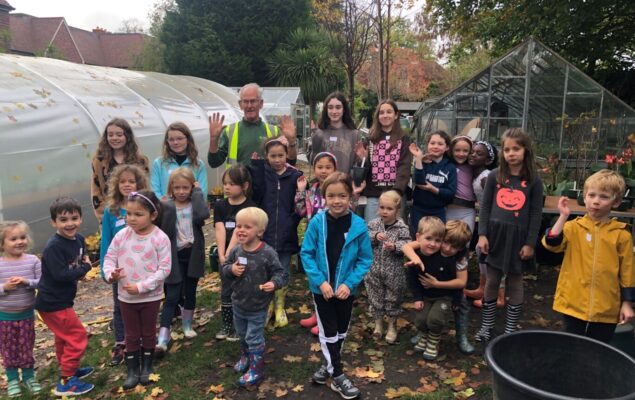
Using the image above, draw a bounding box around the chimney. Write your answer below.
[92,26,108,34]
[0,0,14,33]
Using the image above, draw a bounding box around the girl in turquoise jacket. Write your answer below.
[300,172,372,399]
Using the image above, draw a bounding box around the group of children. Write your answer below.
[1,95,634,399]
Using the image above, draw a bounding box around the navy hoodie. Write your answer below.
[249,159,303,253]
[412,156,457,212]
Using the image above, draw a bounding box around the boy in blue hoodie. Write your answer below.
[301,172,372,400]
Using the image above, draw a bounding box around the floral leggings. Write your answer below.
[0,318,35,369]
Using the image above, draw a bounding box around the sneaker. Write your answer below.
[24,377,42,394]
[74,366,94,379]
[330,374,360,399]
[54,376,94,397]
[312,365,330,385]
[226,330,240,342]
[110,344,125,366]
[7,379,21,398]
[215,328,230,340]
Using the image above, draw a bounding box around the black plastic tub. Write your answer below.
[485,330,635,400]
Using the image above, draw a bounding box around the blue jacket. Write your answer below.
[150,157,208,199]
[249,159,303,253]
[412,155,457,211]
[300,210,372,295]
[100,207,127,279]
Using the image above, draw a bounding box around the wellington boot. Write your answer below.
[464,274,486,300]
[372,318,383,340]
[300,313,317,328]
[273,289,288,328]
[122,351,140,390]
[139,348,154,386]
[385,318,398,344]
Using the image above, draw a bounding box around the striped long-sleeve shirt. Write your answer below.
[0,254,41,314]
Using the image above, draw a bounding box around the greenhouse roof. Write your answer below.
[414,37,635,157]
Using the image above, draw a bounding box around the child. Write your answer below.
[35,197,94,396]
[542,170,635,343]
[402,217,468,360]
[365,190,411,344]
[310,92,359,174]
[248,137,303,329]
[296,152,337,334]
[156,168,210,356]
[91,118,149,222]
[464,141,499,307]
[103,190,171,389]
[214,165,255,340]
[301,172,372,399]
[446,135,476,232]
[0,221,41,397]
[100,164,149,366]
[355,100,412,222]
[475,128,543,342]
[409,131,457,237]
[150,122,208,199]
[222,207,288,387]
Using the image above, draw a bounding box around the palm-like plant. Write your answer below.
[267,28,345,118]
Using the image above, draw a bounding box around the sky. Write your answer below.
[8,0,157,33]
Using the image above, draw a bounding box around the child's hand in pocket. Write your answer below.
[319,281,334,300]
[259,281,275,292]
[335,284,350,300]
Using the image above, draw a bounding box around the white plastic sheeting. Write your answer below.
[0,54,244,251]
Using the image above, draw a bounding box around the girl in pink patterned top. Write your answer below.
[103,189,171,390]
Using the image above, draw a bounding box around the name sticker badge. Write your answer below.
[329,136,337,142]
[225,221,236,229]
[115,218,126,227]
[385,135,390,141]
[238,256,248,266]
[586,233,592,242]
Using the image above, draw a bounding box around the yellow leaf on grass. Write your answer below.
[385,386,415,399]
[148,373,160,382]
[285,307,297,314]
[298,304,312,314]
[454,387,475,399]
[291,385,304,392]
[283,355,302,363]
[133,385,147,394]
[207,384,224,394]
[310,342,321,352]
[275,388,288,397]
[309,354,321,362]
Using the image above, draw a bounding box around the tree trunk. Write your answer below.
[376,0,385,100]
[384,0,391,99]
[347,67,356,117]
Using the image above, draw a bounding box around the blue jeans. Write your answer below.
[233,305,267,351]
[364,197,380,223]
[278,252,292,275]
[112,282,124,343]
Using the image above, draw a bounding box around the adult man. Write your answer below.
[207,83,297,168]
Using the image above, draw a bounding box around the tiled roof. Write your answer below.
[7,13,148,68]
[0,0,14,10]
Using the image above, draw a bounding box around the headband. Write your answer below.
[451,135,473,146]
[265,137,288,152]
[474,140,496,162]
[312,151,338,169]
[128,192,158,213]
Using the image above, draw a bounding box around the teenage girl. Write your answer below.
[301,172,372,399]
[248,137,303,329]
[295,152,337,334]
[446,135,476,232]
[214,165,255,340]
[0,221,41,397]
[150,122,208,199]
[475,129,543,342]
[91,118,149,222]
[365,190,411,344]
[156,168,210,357]
[100,164,149,366]
[356,100,412,223]
[409,130,457,237]
[103,190,171,390]
[464,141,499,307]
[310,92,359,174]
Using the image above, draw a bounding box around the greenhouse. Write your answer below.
[413,37,635,160]
[0,54,248,250]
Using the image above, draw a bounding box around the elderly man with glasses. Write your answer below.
[207,83,297,168]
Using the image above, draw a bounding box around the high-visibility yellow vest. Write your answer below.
[225,121,278,168]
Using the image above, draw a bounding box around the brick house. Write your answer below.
[0,0,148,68]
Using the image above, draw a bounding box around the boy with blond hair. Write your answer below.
[543,169,635,343]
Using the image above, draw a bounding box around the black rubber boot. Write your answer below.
[122,351,140,390]
[455,296,475,354]
[139,348,154,386]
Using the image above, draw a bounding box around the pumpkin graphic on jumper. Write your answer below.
[496,187,526,215]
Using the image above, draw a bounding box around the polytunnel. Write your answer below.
[0,54,246,251]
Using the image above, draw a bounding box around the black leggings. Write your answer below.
[159,248,199,328]
[563,314,616,344]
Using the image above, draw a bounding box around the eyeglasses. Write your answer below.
[239,99,261,106]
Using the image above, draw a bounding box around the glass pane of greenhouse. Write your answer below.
[0,54,247,251]
[414,38,635,163]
